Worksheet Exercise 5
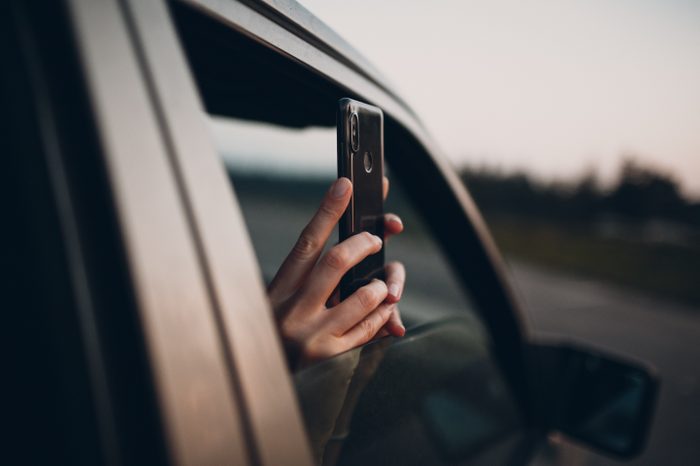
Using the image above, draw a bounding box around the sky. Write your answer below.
[297,0,700,198]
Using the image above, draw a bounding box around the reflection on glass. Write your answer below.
[295,318,521,466]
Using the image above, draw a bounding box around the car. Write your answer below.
[2,0,658,465]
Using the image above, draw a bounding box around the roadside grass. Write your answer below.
[485,215,700,308]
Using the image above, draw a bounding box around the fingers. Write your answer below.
[384,261,405,303]
[383,307,406,337]
[382,178,404,240]
[327,279,388,334]
[381,261,406,336]
[299,232,383,306]
[341,303,395,349]
[268,178,352,304]
[384,213,403,240]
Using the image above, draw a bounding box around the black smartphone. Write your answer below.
[337,98,385,300]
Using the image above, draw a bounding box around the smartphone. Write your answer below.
[337,98,385,300]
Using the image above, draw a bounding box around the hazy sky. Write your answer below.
[298,0,700,198]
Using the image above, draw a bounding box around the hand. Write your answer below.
[268,176,406,366]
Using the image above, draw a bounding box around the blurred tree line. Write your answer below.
[460,159,700,227]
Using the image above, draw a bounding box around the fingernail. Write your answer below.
[331,178,350,198]
[389,283,400,298]
[389,214,403,227]
[372,234,383,246]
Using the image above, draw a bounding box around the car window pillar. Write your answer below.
[114,0,314,464]
[66,0,262,463]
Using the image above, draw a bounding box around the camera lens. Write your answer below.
[350,112,360,152]
[363,151,373,173]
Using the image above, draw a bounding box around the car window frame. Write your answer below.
[90,0,541,463]
[170,0,534,421]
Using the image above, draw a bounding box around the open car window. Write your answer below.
[172,4,526,464]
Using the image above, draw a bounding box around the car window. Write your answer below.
[173,8,525,464]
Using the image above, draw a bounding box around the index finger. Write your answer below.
[383,176,389,201]
[268,177,352,304]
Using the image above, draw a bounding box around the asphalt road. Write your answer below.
[507,261,700,466]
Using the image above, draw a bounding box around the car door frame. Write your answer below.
[171,0,535,421]
[170,0,534,412]
[167,0,540,459]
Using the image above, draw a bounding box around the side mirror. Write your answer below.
[528,342,659,459]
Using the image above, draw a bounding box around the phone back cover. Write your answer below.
[337,98,385,299]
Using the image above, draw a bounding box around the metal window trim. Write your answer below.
[66,0,252,463]
[119,0,314,464]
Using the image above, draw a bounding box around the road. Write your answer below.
[507,261,700,466]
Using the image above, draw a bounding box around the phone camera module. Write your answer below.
[363,151,373,173]
[350,112,360,152]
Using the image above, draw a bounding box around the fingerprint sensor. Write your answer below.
[363,151,373,173]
